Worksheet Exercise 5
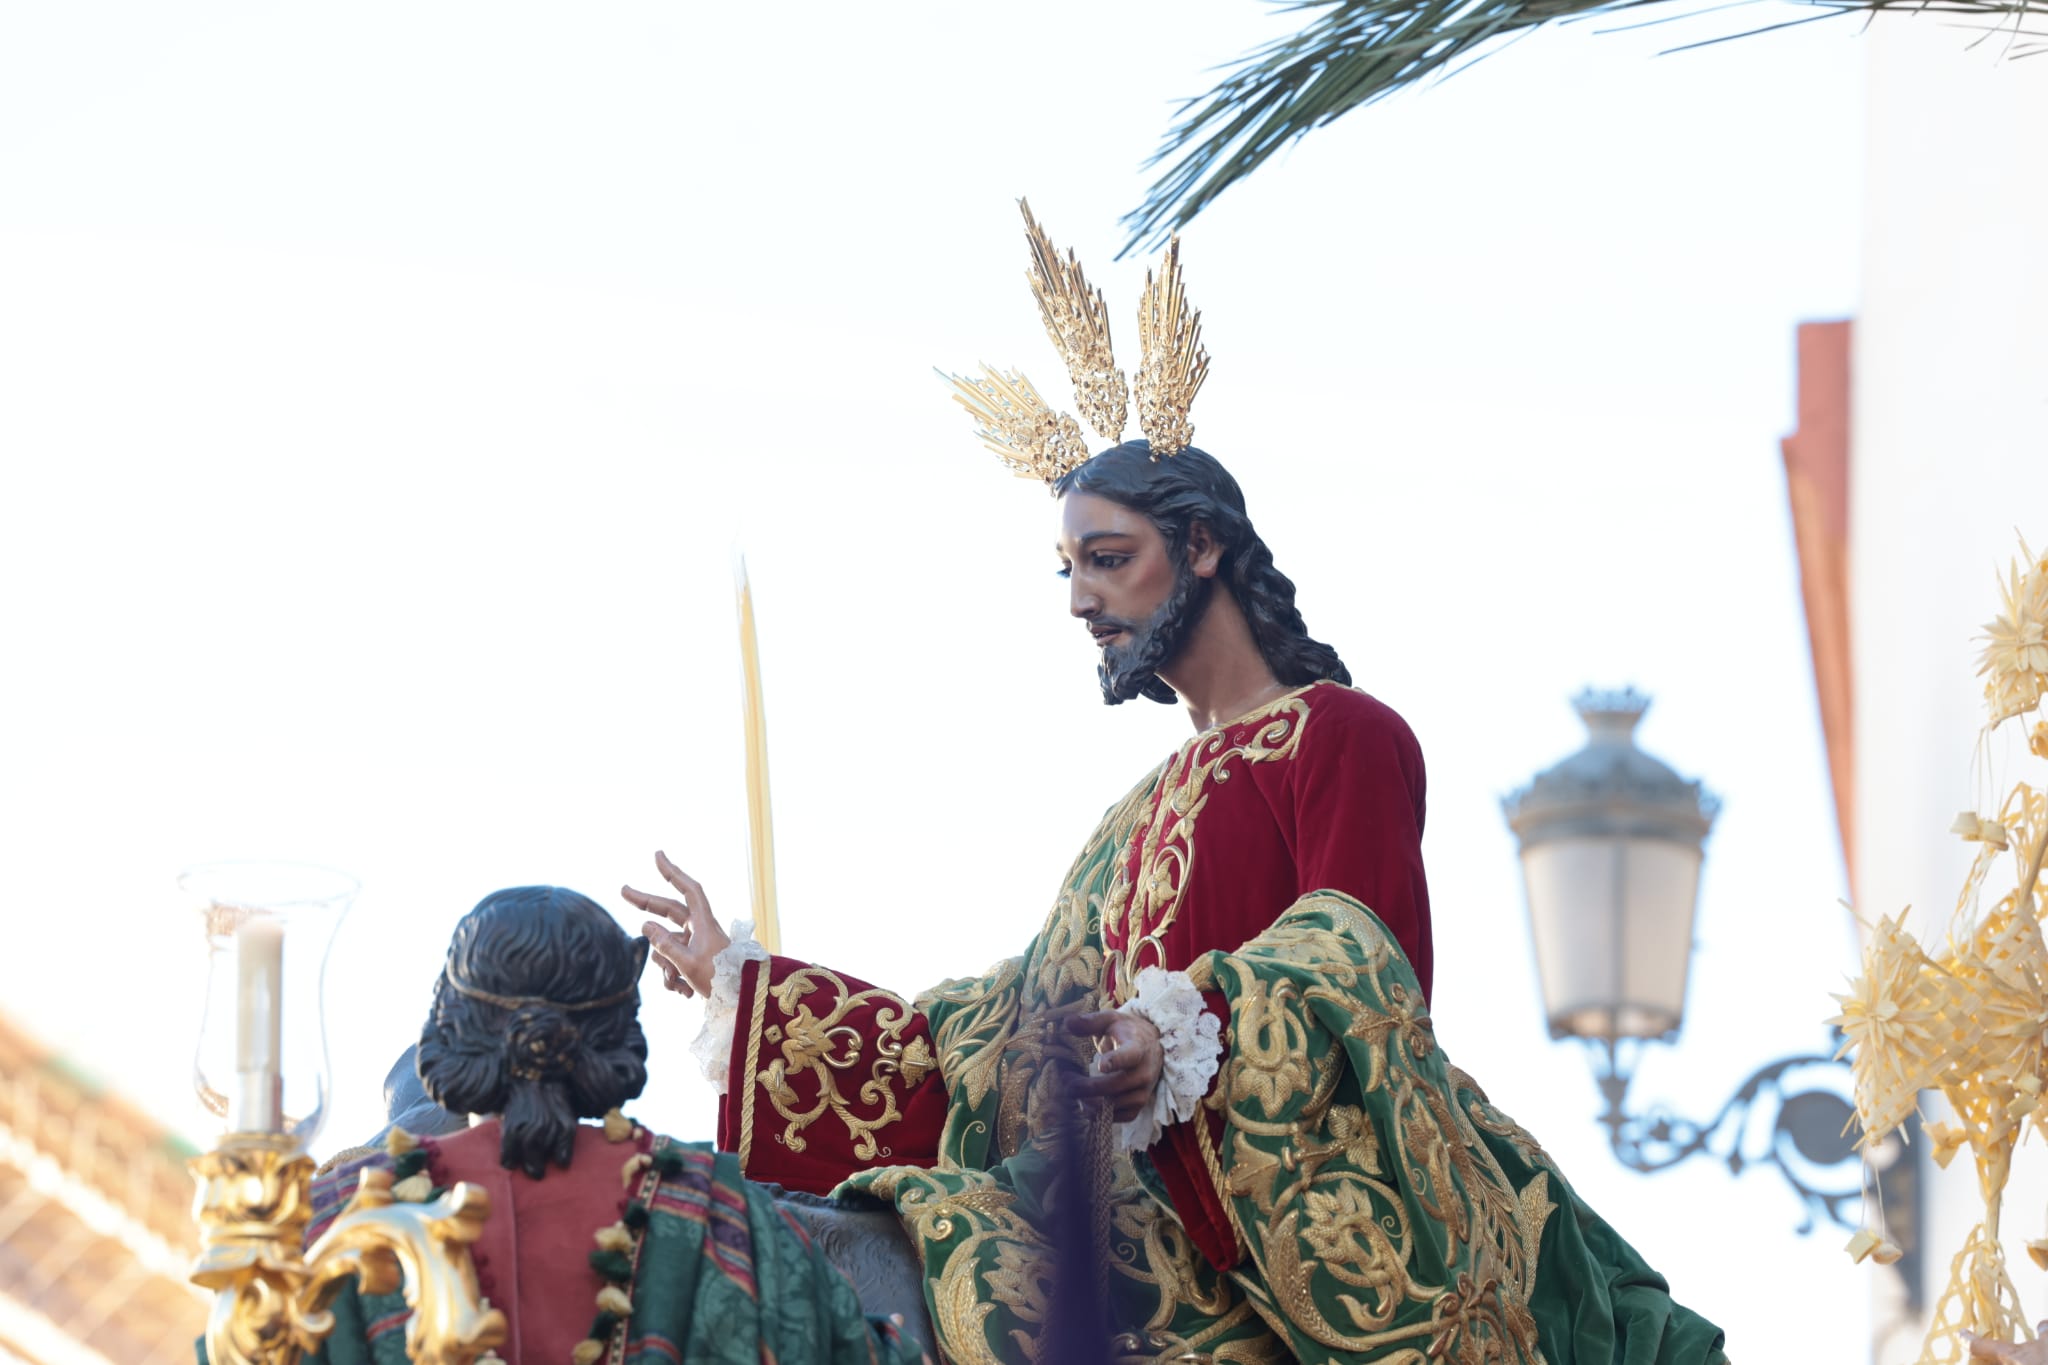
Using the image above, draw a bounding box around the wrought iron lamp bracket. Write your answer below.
[1590,1038,1888,1236]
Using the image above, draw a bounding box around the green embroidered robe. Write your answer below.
[746,771,1728,1363]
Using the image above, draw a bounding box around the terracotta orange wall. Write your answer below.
[1782,319,1854,895]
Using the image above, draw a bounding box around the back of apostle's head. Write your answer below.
[417,885,651,1179]
[1056,440,1350,693]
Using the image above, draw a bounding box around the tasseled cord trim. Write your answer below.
[380,1127,439,1203]
[575,1120,654,1365]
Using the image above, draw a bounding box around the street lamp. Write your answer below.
[1503,688,1715,1048]
[1502,689,1898,1249]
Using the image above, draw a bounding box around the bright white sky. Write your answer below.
[0,1,1899,1358]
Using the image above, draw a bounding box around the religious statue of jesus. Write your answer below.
[622,200,1731,1365]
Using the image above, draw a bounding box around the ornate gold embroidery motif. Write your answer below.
[921,957,1024,1114]
[1104,687,1315,1000]
[989,1240,1056,1356]
[1112,1191,1234,1327]
[900,1035,937,1089]
[1516,1173,1555,1293]
[899,1177,1046,1365]
[1206,894,1555,1365]
[757,967,926,1160]
[919,769,1155,1164]
[858,762,1295,1364]
[1454,1065,1553,1171]
[1224,974,1314,1118]
[891,1156,1279,1365]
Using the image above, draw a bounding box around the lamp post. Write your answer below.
[1502,690,1906,1258]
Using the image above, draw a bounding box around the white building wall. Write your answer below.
[1855,18,2048,1359]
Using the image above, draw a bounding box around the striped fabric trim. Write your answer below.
[307,1149,394,1242]
[646,1147,761,1300]
[774,1205,813,1248]
[623,1334,685,1364]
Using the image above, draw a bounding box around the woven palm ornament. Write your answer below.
[941,200,1210,490]
[1834,537,2048,1364]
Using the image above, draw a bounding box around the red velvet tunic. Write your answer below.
[1102,681,1430,1267]
[717,682,1432,1270]
[420,1122,649,1365]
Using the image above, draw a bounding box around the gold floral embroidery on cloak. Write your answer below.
[1207,895,1555,1364]
[844,766,1291,1363]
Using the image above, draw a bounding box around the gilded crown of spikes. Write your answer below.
[941,200,1211,492]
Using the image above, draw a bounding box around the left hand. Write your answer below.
[1066,1010,1162,1122]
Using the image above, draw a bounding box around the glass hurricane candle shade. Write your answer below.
[186,862,356,1142]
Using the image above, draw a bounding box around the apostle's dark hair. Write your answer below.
[416,885,650,1179]
[1056,440,1349,695]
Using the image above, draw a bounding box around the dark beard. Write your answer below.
[1097,562,1211,706]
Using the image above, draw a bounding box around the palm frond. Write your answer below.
[1119,0,2041,253]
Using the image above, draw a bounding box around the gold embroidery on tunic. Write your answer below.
[1104,689,1314,1000]
[757,966,925,1159]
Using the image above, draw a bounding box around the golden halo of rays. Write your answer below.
[1020,199,1128,445]
[943,201,1210,485]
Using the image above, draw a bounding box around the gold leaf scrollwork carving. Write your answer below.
[190,1136,505,1365]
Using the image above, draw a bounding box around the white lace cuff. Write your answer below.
[687,920,771,1094]
[1112,965,1225,1152]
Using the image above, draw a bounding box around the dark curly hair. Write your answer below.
[416,886,650,1178]
[1056,440,1349,701]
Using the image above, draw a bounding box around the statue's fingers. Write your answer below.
[1073,1067,1150,1102]
[642,921,692,971]
[624,883,690,926]
[1063,1010,1117,1037]
[1069,1071,1116,1098]
[1095,1041,1148,1074]
[655,851,709,911]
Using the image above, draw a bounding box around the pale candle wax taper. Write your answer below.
[234,914,285,1132]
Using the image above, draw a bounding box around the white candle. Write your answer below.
[234,914,285,1132]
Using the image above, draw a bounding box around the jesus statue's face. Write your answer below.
[1055,490,1210,704]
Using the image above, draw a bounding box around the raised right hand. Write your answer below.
[622,851,731,999]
